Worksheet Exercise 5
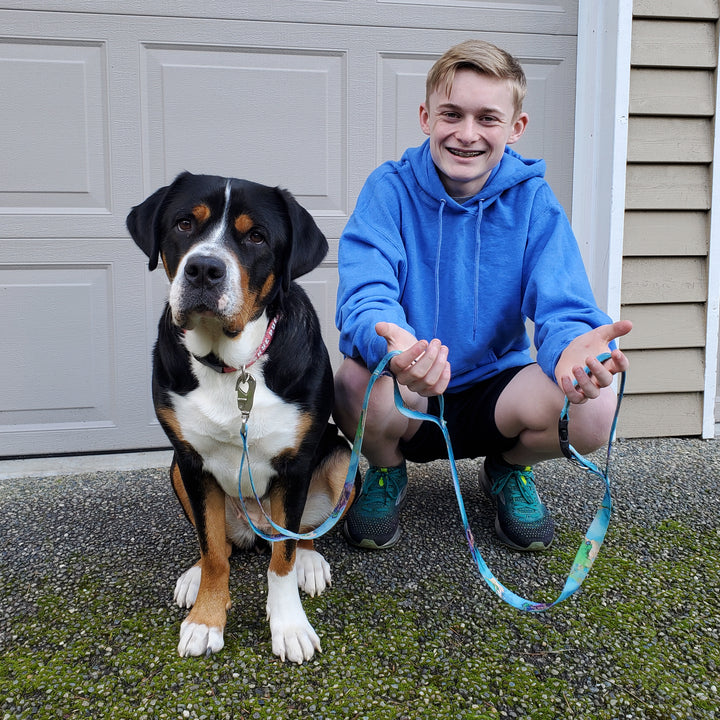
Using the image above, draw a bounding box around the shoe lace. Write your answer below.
[491,467,539,516]
[363,467,403,512]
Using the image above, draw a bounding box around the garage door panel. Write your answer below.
[0,39,110,213]
[2,2,578,36]
[0,263,114,425]
[141,43,346,216]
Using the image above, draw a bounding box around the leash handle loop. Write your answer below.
[385,351,625,612]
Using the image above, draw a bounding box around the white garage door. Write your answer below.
[0,1,578,457]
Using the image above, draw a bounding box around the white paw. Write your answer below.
[267,570,321,664]
[174,565,202,608]
[295,547,332,597]
[178,620,224,657]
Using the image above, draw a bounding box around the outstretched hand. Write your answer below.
[375,321,451,397]
[555,320,633,404]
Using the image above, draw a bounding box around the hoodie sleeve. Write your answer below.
[335,168,415,370]
[520,184,614,381]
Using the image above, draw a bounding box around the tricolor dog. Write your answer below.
[127,172,355,664]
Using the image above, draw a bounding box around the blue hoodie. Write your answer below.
[336,139,612,392]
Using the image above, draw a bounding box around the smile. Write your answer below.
[448,148,484,158]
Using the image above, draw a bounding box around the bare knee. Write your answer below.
[333,358,371,438]
[568,387,617,454]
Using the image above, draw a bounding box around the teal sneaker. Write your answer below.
[479,456,554,552]
[343,462,408,550]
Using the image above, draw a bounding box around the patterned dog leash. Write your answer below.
[383,350,626,611]
[236,350,626,612]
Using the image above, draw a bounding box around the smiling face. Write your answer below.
[419,68,528,198]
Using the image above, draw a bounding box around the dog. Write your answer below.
[127,171,356,664]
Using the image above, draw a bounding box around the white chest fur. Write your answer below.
[171,364,301,499]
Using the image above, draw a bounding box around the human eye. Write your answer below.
[440,110,461,120]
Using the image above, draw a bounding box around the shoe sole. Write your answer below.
[478,466,553,553]
[342,522,401,550]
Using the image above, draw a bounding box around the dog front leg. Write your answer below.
[266,495,321,663]
[178,478,231,657]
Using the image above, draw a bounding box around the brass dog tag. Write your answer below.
[236,370,256,414]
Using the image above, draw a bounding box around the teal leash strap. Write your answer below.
[385,350,626,612]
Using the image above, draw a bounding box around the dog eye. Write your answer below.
[247,230,266,245]
[177,218,193,232]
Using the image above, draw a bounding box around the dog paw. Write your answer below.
[269,615,321,664]
[295,547,331,597]
[178,619,224,657]
[174,565,201,608]
[267,570,321,664]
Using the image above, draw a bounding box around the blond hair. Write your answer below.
[426,40,527,117]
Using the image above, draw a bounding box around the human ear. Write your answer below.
[507,112,529,145]
[419,103,431,136]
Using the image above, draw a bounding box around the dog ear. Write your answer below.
[126,183,174,271]
[277,188,328,291]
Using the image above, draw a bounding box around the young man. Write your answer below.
[334,40,631,551]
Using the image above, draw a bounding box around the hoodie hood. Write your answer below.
[400,140,546,209]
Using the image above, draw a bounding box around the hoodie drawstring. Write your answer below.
[473,201,483,340]
[433,199,446,337]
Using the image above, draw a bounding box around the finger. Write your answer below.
[560,374,587,404]
[601,319,633,344]
[411,344,449,395]
[572,365,601,400]
[423,344,449,387]
[397,340,430,374]
[584,355,613,388]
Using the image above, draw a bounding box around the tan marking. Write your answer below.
[192,204,211,224]
[225,269,260,335]
[171,461,195,525]
[185,480,232,630]
[268,492,296,577]
[302,443,355,529]
[298,539,315,553]
[258,273,276,302]
[288,412,314,455]
[160,251,175,281]
[156,406,186,444]
[234,213,254,234]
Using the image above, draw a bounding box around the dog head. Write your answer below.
[126,172,328,336]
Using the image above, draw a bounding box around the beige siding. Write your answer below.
[621,303,706,349]
[623,211,708,256]
[622,3,717,437]
[623,348,705,393]
[627,117,713,163]
[630,69,715,115]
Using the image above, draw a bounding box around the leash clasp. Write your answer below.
[236,367,256,429]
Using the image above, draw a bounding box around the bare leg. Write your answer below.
[494,364,617,466]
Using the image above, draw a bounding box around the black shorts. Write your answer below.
[398,364,531,463]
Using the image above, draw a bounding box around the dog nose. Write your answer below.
[184,255,227,289]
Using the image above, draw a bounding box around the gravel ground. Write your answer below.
[0,437,718,720]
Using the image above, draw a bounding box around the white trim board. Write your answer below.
[704,37,720,439]
[572,0,633,323]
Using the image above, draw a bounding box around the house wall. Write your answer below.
[619,0,719,437]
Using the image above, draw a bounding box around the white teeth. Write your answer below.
[449,149,482,157]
